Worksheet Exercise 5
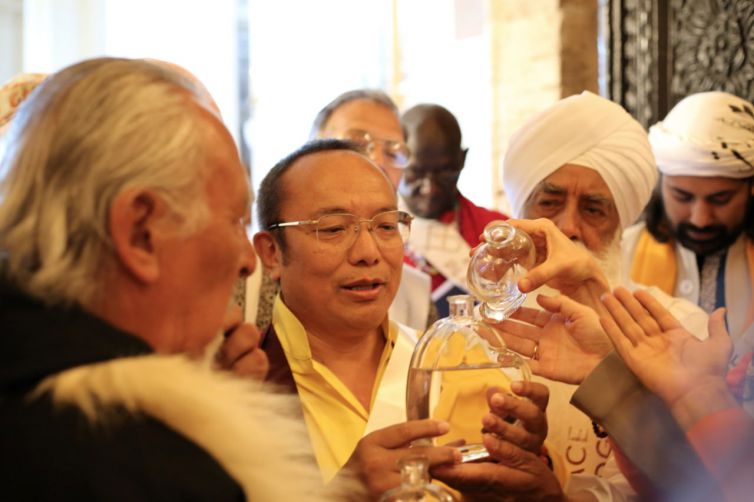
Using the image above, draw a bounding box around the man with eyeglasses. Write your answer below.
[400,103,508,317]
[252,139,555,498]
[309,89,434,332]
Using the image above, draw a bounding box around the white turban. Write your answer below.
[503,91,657,229]
[649,91,754,179]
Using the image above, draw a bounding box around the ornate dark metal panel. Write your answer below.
[603,0,754,127]
[671,0,754,105]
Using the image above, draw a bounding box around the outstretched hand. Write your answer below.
[600,287,737,429]
[600,287,732,406]
[492,293,612,384]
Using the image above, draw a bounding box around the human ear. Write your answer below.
[109,189,165,284]
[253,231,283,281]
[459,147,469,170]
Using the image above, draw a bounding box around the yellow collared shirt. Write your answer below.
[271,295,398,482]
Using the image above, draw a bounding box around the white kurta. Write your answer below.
[364,321,418,434]
[622,223,752,345]
[389,265,432,332]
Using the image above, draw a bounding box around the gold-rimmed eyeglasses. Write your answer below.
[268,210,412,249]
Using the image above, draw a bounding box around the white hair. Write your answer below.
[0,57,221,306]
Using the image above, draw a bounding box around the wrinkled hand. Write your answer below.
[493,294,612,384]
[432,434,563,502]
[215,305,269,380]
[484,381,549,454]
[600,287,736,429]
[431,381,562,501]
[345,420,460,498]
[505,219,610,309]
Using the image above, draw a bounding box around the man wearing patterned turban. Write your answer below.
[624,92,754,343]
[623,91,754,418]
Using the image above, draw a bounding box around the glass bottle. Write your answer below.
[467,221,535,322]
[379,456,457,502]
[405,295,530,459]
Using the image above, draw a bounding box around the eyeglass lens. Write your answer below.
[342,129,410,167]
[315,211,410,248]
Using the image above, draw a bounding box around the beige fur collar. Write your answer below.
[33,354,364,501]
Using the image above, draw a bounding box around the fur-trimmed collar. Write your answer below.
[34,354,365,501]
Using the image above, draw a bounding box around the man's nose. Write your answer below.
[553,203,582,242]
[348,222,381,265]
[238,235,257,278]
[688,200,714,229]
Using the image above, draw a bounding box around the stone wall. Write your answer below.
[488,0,598,211]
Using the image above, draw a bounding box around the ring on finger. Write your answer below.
[531,342,540,361]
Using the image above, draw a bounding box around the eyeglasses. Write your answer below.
[340,129,411,168]
[268,210,412,249]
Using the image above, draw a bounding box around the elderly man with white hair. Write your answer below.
[500,91,709,501]
[0,58,353,501]
[623,92,754,404]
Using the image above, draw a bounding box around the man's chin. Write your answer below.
[343,310,389,332]
[676,232,740,256]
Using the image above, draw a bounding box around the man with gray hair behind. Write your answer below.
[0,57,351,501]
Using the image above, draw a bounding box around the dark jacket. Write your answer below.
[0,282,243,501]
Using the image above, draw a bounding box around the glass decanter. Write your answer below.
[406,295,530,460]
[379,456,457,502]
[467,221,535,322]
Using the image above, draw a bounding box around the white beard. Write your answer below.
[574,231,623,290]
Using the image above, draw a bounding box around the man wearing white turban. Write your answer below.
[501,91,709,501]
[624,92,754,351]
[504,91,657,266]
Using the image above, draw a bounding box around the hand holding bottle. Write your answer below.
[345,420,460,499]
[432,381,564,502]
[505,218,610,311]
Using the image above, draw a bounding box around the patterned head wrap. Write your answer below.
[649,91,754,179]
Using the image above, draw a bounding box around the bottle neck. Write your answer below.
[399,457,430,487]
[447,294,474,318]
